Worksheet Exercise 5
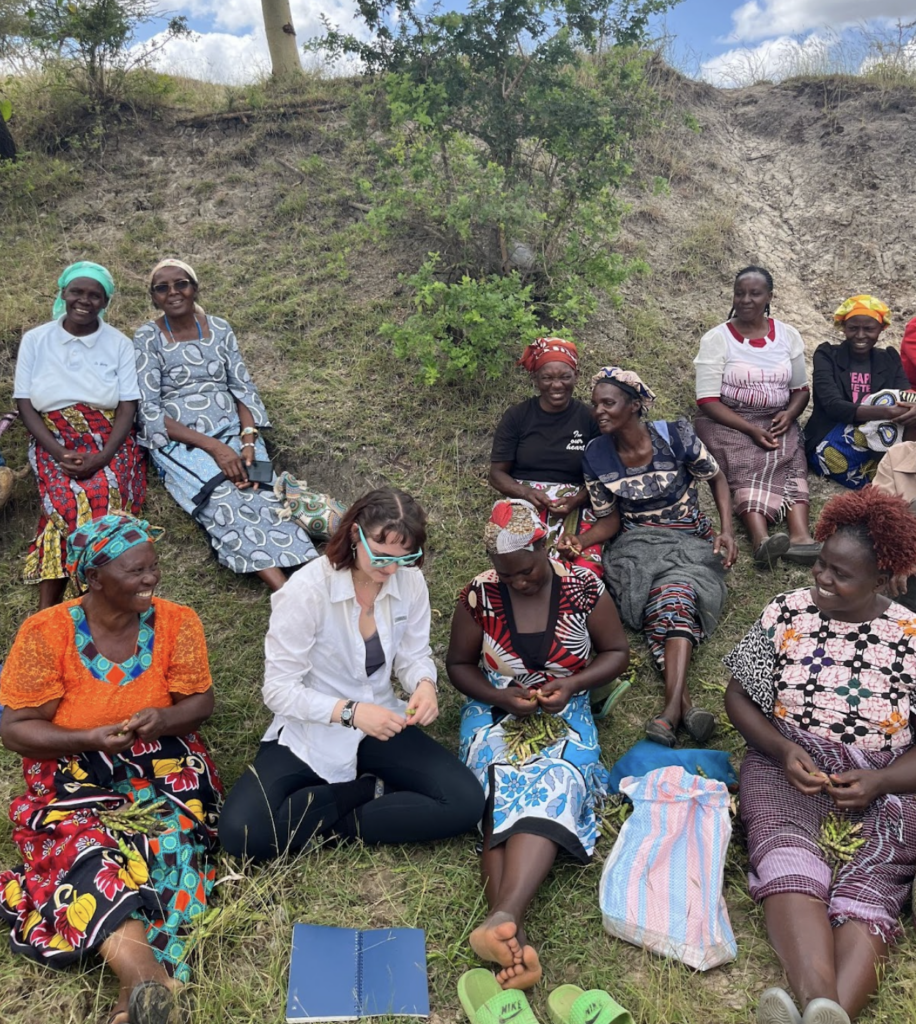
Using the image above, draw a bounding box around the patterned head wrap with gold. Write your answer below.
[484,499,548,556]
[833,295,891,328]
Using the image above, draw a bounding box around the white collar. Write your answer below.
[58,315,102,348]
[328,563,403,604]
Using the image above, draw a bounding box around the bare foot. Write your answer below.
[469,911,523,969]
[497,945,542,990]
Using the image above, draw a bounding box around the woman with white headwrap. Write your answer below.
[132,258,317,590]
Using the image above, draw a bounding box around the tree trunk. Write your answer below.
[0,116,15,161]
[261,0,304,80]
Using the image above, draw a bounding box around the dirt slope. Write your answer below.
[614,72,916,374]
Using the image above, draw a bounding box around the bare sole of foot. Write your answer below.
[469,912,523,969]
[497,944,542,990]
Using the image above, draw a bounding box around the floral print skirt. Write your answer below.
[459,691,609,863]
[0,733,222,980]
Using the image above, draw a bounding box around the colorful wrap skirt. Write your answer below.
[24,404,146,583]
[516,479,602,577]
[695,399,808,521]
[459,689,609,863]
[0,733,222,980]
[739,721,916,944]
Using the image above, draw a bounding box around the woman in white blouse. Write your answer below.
[693,265,818,569]
[13,261,146,609]
[219,487,484,861]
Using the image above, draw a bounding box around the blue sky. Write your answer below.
[139,1,916,85]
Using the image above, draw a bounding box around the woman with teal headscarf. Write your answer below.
[0,513,222,1024]
[13,261,147,610]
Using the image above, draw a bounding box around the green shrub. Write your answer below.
[381,255,542,384]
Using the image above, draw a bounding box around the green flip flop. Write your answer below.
[547,985,634,1024]
[590,679,631,720]
[459,969,543,1024]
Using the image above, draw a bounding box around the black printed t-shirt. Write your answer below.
[490,397,600,484]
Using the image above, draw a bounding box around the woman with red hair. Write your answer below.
[489,338,602,574]
[725,488,916,1024]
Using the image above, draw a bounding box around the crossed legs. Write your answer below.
[469,811,557,991]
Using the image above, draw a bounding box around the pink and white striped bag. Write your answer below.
[598,765,737,970]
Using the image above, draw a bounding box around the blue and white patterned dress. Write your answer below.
[133,316,316,574]
[457,562,610,862]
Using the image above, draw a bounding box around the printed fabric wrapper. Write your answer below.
[273,471,348,542]
[856,389,916,452]
[598,764,736,970]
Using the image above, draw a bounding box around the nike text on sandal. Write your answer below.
[458,969,544,1024]
[547,984,634,1024]
[757,987,802,1024]
[753,533,791,569]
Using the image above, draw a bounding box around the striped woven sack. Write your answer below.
[598,764,737,970]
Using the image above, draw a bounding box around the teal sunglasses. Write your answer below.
[357,524,423,567]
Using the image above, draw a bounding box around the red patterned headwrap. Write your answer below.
[518,337,579,373]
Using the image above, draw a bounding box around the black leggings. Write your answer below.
[219,727,484,862]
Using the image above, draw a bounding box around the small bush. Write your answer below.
[381,255,542,384]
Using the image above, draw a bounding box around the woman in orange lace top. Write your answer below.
[0,514,222,1024]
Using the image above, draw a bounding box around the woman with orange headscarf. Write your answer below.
[489,338,601,575]
[806,295,916,489]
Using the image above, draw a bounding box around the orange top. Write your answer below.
[0,598,212,730]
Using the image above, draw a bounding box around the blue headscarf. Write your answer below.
[66,513,164,586]
[52,261,116,320]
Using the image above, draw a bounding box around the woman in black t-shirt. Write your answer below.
[489,338,601,575]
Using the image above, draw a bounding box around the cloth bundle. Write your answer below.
[601,527,727,637]
[857,390,916,452]
[599,765,737,970]
[273,471,347,542]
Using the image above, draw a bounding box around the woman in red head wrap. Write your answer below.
[489,337,602,577]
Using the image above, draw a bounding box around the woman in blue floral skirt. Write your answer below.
[446,499,629,991]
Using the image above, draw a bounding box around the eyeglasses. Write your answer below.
[357,525,422,567]
[151,279,195,296]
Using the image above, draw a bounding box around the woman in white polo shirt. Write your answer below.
[13,261,146,609]
[218,487,484,862]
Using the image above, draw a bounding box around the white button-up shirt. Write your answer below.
[261,555,437,782]
[13,317,141,413]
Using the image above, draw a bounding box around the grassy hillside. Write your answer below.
[1,68,915,1023]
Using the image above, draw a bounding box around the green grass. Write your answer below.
[1,73,915,1024]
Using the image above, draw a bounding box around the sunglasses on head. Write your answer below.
[151,279,195,296]
[357,524,422,567]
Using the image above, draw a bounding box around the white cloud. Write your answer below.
[172,0,365,37]
[139,1,372,83]
[700,32,831,87]
[728,1,916,44]
[141,29,272,83]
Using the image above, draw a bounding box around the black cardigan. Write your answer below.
[804,341,909,453]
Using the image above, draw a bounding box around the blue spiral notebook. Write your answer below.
[286,923,430,1022]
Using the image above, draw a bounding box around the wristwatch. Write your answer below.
[340,700,358,729]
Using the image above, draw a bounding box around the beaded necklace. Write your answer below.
[163,314,203,343]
